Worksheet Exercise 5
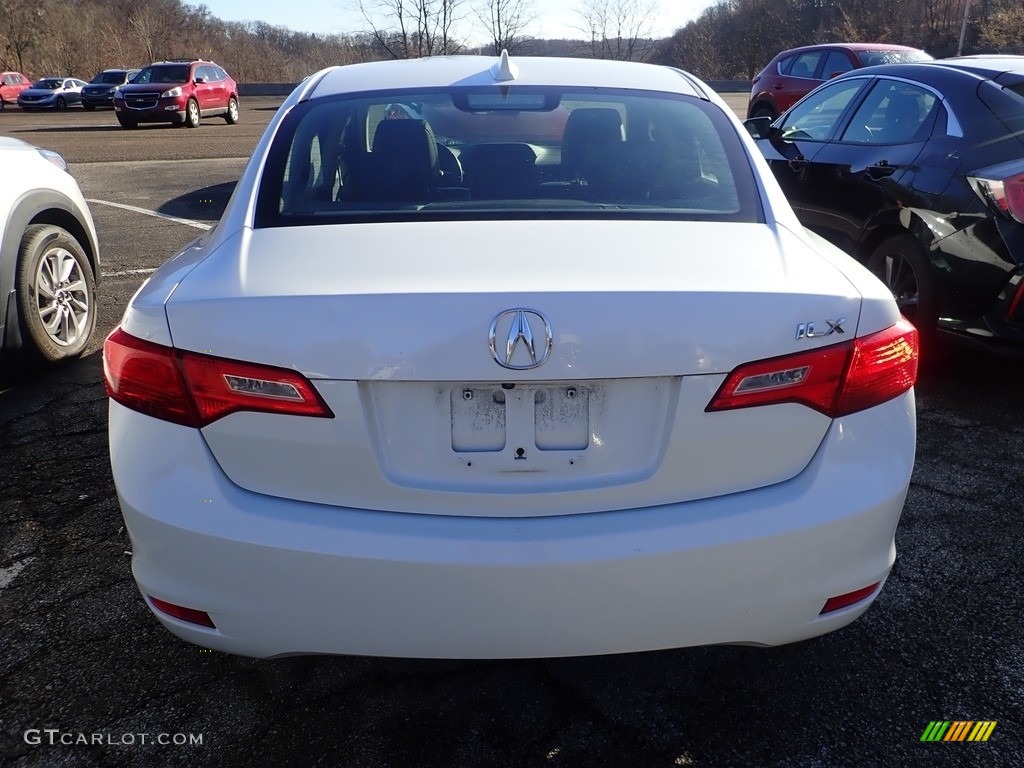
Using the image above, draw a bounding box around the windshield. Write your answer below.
[33,79,63,90]
[256,86,760,227]
[92,71,127,84]
[132,65,190,85]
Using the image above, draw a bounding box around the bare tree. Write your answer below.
[575,0,660,62]
[0,0,44,73]
[359,0,465,58]
[979,1,1024,52]
[475,0,533,55]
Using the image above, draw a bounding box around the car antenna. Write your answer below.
[490,50,518,82]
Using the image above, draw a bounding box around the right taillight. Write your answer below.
[103,328,334,427]
[707,318,919,418]
[968,167,1024,223]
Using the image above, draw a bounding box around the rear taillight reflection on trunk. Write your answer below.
[103,328,334,427]
[707,319,918,417]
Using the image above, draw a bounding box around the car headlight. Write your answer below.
[114,87,123,97]
[161,86,182,98]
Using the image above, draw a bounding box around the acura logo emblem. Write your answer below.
[489,309,553,369]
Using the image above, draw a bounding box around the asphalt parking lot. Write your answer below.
[1,94,1022,767]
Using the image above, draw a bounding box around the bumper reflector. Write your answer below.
[149,596,217,628]
[820,582,881,615]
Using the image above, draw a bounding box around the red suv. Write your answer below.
[747,43,931,120]
[113,59,239,129]
[0,71,32,109]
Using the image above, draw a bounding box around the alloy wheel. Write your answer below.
[34,246,90,346]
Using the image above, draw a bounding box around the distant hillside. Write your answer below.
[0,0,669,82]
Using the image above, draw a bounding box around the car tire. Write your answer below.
[55,96,66,111]
[16,224,97,362]
[83,102,95,111]
[866,233,937,343]
[224,97,239,124]
[751,104,776,120]
[117,115,137,129]
[184,98,200,128]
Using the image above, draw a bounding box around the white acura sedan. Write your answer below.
[104,54,918,659]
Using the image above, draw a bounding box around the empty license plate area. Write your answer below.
[451,384,590,453]
[365,377,676,491]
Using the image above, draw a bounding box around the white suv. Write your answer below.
[0,138,99,362]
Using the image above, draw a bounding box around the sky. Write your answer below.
[194,0,710,46]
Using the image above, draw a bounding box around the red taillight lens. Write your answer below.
[707,319,918,417]
[103,328,196,426]
[820,582,881,614]
[968,170,1024,223]
[103,328,334,427]
[149,596,216,628]
[1006,278,1024,323]
[834,319,919,416]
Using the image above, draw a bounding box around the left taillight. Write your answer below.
[968,164,1024,224]
[103,328,334,427]
[707,319,918,418]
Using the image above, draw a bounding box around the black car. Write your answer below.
[745,55,1024,352]
[81,68,140,110]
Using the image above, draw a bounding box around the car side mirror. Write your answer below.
[743,116,778,140]
[194,77,206,84]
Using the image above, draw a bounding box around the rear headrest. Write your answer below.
[364,119,440,200]
[561,108,624,178]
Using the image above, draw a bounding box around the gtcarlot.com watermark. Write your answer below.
[24,729,203,747]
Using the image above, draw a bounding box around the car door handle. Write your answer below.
[867,160,896,179]
[773,83,784,89]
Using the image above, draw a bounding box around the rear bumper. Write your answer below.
[111,392,916,659]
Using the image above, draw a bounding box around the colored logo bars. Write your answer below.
[920,721,997,742]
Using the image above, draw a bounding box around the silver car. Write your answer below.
[17,77,87,110]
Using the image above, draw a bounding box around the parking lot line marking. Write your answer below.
[102,268,158,278]
[0,557,36,592]
[86,199,213,231]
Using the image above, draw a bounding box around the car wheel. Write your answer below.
[16,224,96,362]
[751,104,776,120]
[224,97,239,124]
[867,233,937,341]
[55,96,66,111]
[184,98,200,128]
[117,115,137,129]
[82,102,95,111]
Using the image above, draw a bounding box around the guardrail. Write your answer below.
[238,79,753,98]
[705,80,752,93]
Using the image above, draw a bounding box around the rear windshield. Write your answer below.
[856,50,932,67]
[255,86,761,227]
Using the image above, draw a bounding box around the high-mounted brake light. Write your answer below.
[707,319,918,417]
[103,328,334,427]
[968,168,1024,224]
